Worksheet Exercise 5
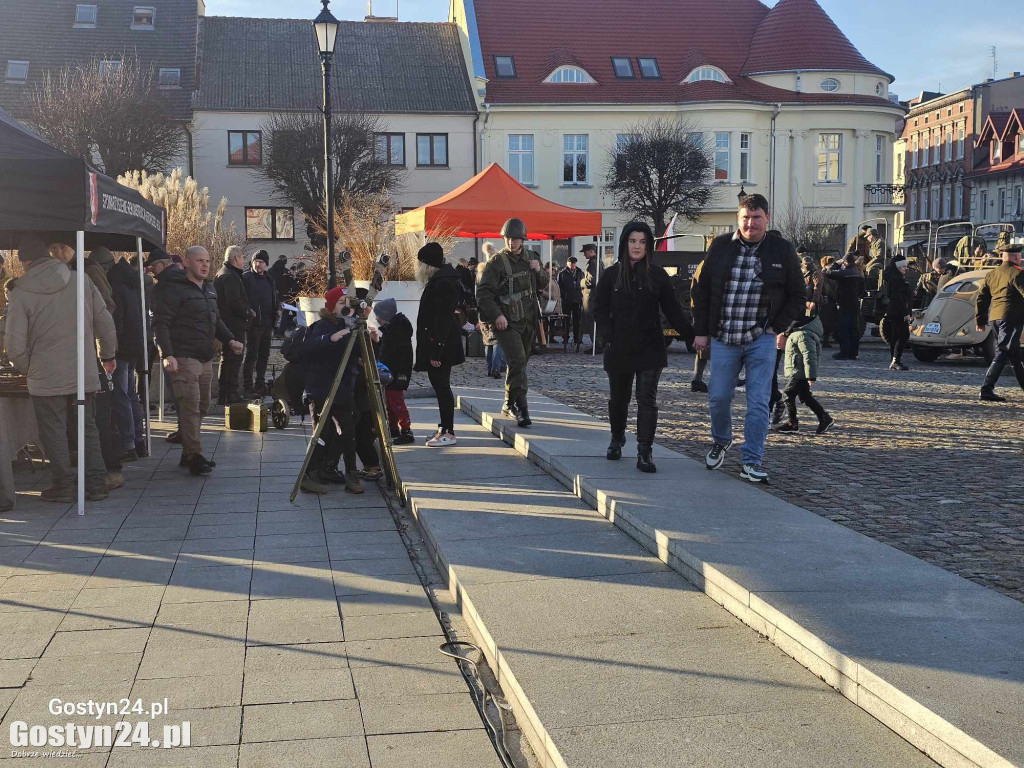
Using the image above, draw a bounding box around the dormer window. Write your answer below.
[684,66,728,84]
[158,68,180,89]
[992,139,1001,163]
[637,58,661,79]
[493,56,516,78]
[74,3,97,27]
[1018,132,1024,156]
[545,66,594,84]
[611,57,634,78]
[5,60,29,84]
[132,6,156,29]
[819,78,841,92]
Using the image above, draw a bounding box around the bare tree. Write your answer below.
[28,53,186,178]
[604,119,714,236]
[775,205,848,256]
[258,111,406,245]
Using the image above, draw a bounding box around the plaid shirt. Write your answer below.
[717,233,771,345]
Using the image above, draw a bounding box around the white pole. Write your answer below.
[158,362,165,424]
[591,242,602,358]
[76,231,85,516]
[137,238,151,453]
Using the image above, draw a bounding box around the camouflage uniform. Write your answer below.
[476,247,550,406]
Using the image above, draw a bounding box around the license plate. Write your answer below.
[924,322,941,334]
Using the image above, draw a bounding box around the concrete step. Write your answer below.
[394,402,941,768]
[452,389,1023,768]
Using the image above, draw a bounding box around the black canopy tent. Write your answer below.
[0,107,166,515]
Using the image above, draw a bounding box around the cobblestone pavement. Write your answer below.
[419,337,1024,603]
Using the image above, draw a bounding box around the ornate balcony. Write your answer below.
[865,184,906,207]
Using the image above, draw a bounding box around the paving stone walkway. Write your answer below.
[0,420,501,767]
[425,338,1024,602]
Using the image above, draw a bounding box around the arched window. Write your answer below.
[820,78,841,92]
[545,66,594,84]
[684,66,729,84]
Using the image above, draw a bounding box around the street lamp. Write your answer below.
[313,0,340,288]
[737,185,746,204]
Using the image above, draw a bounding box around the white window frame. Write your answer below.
[74,3,97,27]
[944,130,952,162]
[819,77,840,92]
[1015,185,1023,216]
[817,132,842,182]
[157,68,180,89]
[739,133,751,181]
[545,66,594,84]
[131,5,156,29]
[874,135,884,183]
[615,133,639,152]
[992,139,1001,163]
[507,134,535,185]
[562,134,589,185]
[957,125,965,159]
[714,133,730,182]
[5,60,28,83]
[955,183,963,218]
[98,60,122,77]
[998,188,1006,218]
[684,66,728,84]
[932,130,940,164]
[911,135,918,169]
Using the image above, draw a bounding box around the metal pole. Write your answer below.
[323,53,336,289]
[76,231,85,516]
[137,238,151,453]
[158,364,165,424]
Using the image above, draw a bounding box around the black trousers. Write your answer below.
[836,309,861,358]
[243,326,272,391]
[881,315,910,362]
[355,408,380,468]
[563,302,582,344]
[784,375,827,422]
[982,319,1024,392]
[218,347,243,401]
[307,396,357,476]
[427,365,455,432]
[769,348,784,410]
[607,367,662,450]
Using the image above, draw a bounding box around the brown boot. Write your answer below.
[344,470,364,495]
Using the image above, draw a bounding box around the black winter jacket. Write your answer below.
[592,260,694,374]
[414,265,466,371]
[691,232,805,339]
[107,259,146,363]
[213,263,251,338]
[825,263,867,312]
[152,268,234,363]
[381,313,414,391]
[557,267,584,306]
[882,264,915,319]
[242,269,278,328]
[301,312,360,404]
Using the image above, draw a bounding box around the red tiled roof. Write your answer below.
[742,0,889,78]
[474,0,892,106]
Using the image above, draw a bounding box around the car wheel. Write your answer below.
[981,331,996,365]
[911,346,942,363]
[271,400,290,430]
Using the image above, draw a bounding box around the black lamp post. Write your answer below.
[737,184,747,204]
[313,0,340,288]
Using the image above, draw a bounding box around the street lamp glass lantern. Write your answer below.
[737,185,746,203]
[313,1,339,56]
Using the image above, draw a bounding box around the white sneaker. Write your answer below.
[426,430,457,448]
[740,463,769,483]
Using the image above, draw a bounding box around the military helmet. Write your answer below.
[500,218,528,240]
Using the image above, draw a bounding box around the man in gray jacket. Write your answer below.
[3,236,118,502]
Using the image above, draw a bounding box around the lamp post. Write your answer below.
[737,185,746,204]
[313,0,340,289]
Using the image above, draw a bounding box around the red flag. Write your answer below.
[657,213,678,251]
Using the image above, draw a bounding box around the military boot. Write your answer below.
[501,398,520,419]
[606,433,626,461]
[636,405,658,474]
[515,396,532,427]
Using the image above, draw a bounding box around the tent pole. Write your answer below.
[592,241,601,358]
[76,231,86,516]
[137,238,151,454]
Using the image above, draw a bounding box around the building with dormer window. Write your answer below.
[970,109,1024,228]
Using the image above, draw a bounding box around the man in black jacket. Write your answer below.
[557,256,585,348]
[691,194,805,484]
[213,245,251,404]
[107,256,148,460]
[825,253,866,360]
[153,246,242,475]
[241,250,278,397]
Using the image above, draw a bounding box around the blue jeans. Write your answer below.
[486,343,506,375]
[112,360,144,450]
[708,332,776,465]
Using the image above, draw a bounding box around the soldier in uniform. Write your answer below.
[846,224,872,270]
[477,218,549,427]
[975,242,1024,402]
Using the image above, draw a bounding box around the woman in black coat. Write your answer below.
[880,258,915,371]
[413,242,466,447]
[592,221,694,473]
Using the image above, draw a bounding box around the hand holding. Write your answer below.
[330,328,350,342]
[228,340,243,354]
[694,335,710,351]
[495,315,508,331]
[430,360,442,368]
[102,360,116,375]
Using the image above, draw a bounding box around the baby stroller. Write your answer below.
[269,362,304,430]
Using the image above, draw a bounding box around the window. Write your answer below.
[227,131,261,166]
[910,190,917,220]
[819,78,840,92]
[944,130,952,162]
[507,134,534,185]
[911,135,918,168]
[374,133,405,166]
[611,57,634,78]
[1018,133,1024,156]
[932,130,940,164]
[1015,185,1023,216]
[637,57,660,79]
[562,134,588,184]
[5,60,28,83]
[876,82,884,96]
[739,133,751,181]
[157,68,180,88]
[998,188,1006,218]
[896,151,903,180]
[493,56,515,78]
[921,132,929,166]
[98,60,121,77]
[615,133,638,152]
[245,207,294,240]
[942,186,951,219]
[714,132,730,181]
[817,133,842,182]
[132,6,155,29]
[875,136,884,183]
[955,183,963,218]
[685,66,727,84]
[957,125,965,159]
[74,3,97,27]
[930,187,939,219]
[992,139,1001,163]
[417,134,448,166]
[979,190,988,222]
[546,66,593,84]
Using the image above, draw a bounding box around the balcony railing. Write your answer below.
[865,184,905,206]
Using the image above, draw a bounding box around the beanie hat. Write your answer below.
[17,235,48,263]
[373,298,397,325]
[894,257,908,269]
[144,247,172,268]
[89,246,114,266]
[252,249,270,265]
[417,242,445,268]
[325,286,347,314]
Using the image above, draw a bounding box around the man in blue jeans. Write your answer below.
[691,194,805,483]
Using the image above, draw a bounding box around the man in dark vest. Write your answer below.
[213,245,251,404]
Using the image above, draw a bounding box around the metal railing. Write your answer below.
[864,184,906,206]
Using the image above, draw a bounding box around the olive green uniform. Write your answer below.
[477,247,550,404]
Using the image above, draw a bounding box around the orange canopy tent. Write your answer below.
[395,163,602,239]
